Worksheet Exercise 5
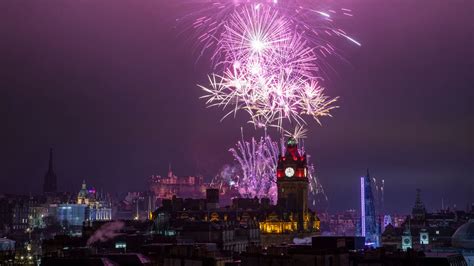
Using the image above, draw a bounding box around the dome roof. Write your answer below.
[452,219,474,249]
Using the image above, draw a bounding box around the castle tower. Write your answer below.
[276,137,308,231]
[43,148,58,194]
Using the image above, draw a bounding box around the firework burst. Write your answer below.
[229,134,279,199]
[187,0,360,62]
[191,1,356,130]
[284,125,308,142]
[211,133,327,207]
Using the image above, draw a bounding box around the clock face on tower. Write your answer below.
[285,167,295,177]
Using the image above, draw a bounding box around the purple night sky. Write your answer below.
[0,0,472,213]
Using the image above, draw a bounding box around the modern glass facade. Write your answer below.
[360,171,380,247]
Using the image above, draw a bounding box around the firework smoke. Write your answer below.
[86,221,125,246]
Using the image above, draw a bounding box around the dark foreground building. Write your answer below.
[241,236,467,266]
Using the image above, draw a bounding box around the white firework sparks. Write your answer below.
[217,133,328,207]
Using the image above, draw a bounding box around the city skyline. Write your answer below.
[1,0,472,214]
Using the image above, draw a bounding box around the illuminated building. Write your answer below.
[360,169,381,247]
[152,138,319,249]
[88,204,112,221]
[324,210,358,236]
[55,180,113,234]
[260,203,318,234]
[257,211,320,235]
[149,166,207,200]
[276,137,308,231]
[381,190,473,251]
[28,205,48,229]
[259,137,320,235]
[77,180,91,205]
[383,215,392,230]
[152,190,261,252]
[56,204,87,228]
[401,226,412,251]
[11,199,29,231]
[76,180,112,221]
[43,148,57,194]
[420,228,429,245]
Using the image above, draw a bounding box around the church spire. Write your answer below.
[412,188,426,220]
[43,148,58,194]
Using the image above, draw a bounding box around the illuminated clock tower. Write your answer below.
[276,137,308,231]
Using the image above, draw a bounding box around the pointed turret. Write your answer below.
[43,148,58,194]
[168,163,173,178]
[412,188,427,220]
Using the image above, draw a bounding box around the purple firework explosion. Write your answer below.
[211,133,328,209]
[188,0,359,130]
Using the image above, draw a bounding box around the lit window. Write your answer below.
[115,242,127,249]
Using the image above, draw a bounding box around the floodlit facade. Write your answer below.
[360,169,381,247]
[259,137,320,234]
[56,204,86,227]
[76,180,112,221]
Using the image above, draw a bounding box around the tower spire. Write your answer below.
[412,188,426,220]
[43,148,58,194]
